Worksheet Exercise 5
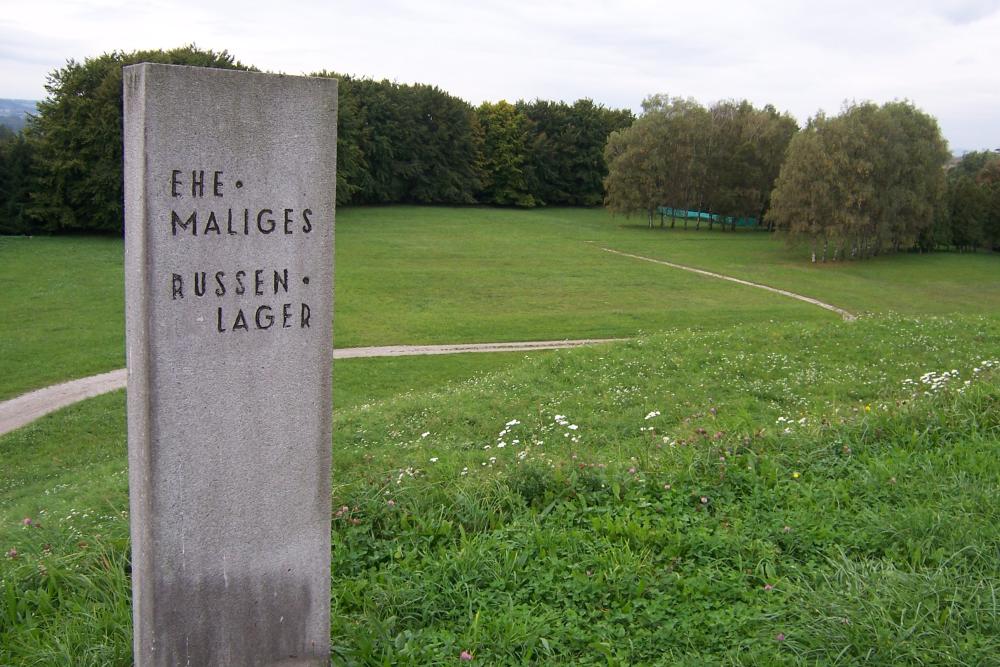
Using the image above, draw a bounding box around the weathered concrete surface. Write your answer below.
[123,63,336,666]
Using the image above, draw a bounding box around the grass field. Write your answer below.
[4,206,1000,399]
[2,315,999,664]
[2,207,1000,664]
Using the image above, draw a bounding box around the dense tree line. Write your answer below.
[16,47,253,234]
[0,46,632,235]
[0,126,33,234]
[767,102,952,261]
[603,95,798,230]
[935,151,1000,252]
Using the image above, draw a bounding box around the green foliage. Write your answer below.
[475,101,535,206]
[32,46,248,232]
[604,95,795,229]
[706,100,798,229]
[10,46,634,231]
[26,46,252,234]
[0,127,35,234]
[332,77,484,205]
[518,99,633,207]
[767,101,951,260]
[940,151,1000,252]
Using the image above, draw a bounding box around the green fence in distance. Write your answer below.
[657,206,758,227]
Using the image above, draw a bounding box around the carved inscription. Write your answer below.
[167,169,317,334]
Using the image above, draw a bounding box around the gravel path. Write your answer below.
[600,247,856,321]
[0,339,620,436]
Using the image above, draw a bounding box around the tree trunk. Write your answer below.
[821,238,828,262]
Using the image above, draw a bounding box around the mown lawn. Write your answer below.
[6,206,1000,399]
[0,236,125,401]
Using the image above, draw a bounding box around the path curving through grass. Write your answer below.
[0,339,621,436]
[599,246,856,321]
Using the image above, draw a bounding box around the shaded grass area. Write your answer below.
[0,236,124,401]
[3,315,999,664]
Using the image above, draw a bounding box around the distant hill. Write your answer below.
[0,99,39,132]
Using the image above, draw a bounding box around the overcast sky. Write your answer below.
[3,0,998,151]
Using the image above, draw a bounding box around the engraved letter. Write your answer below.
[171,170,182,197]
[284,208,294,234]
[213,171,224,197]
[191,170,205,197]
[216,307,226,332]
[257,209,276,234]
[235,270,246,296]
[171,273,184,300]
[204,211,221,234]
[194,272,207,297]
[302,208,313,233]
[273,268,288,294]
[300,302,311,328]
[255,305,274,330]
[215,271,226,297]
[171,210,197,236]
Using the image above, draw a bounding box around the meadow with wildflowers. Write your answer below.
[3,206,1000,663]
[3,313,999,664]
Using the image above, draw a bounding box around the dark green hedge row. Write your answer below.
[0,46,633,235]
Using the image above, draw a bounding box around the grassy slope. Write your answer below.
[3,208,1000,663]
[3,315,999,664]
[333,206,823,347]
[7,206,1000,398]
[582,212,1000,316]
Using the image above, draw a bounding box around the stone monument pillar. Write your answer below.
[123,63,336,666]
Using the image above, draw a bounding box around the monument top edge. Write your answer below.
[123,62,338,85]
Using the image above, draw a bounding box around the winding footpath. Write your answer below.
[0,250,854,437]
[599,247,856,322]
[0,339,619,437]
